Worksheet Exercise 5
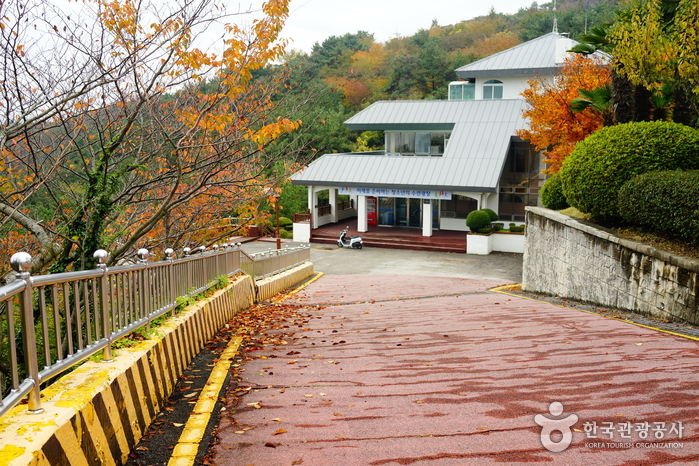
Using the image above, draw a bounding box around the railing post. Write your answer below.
[165,248,175,307]
[94,249,113,362]
[137,249,150,327]
[10,252,43,414]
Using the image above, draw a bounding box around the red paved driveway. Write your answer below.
[213,275,699,465]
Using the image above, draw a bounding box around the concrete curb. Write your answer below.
[0,263,311,466]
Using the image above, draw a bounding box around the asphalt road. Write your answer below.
[242,239,523,283]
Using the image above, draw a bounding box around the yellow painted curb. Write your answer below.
[167,336,242,466]
[270,271,324,303]
[491,284,699,342]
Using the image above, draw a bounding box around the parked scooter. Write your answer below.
[337,227,364,249]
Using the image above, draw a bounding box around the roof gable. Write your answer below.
[455,32,575,79]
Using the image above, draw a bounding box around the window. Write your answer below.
[385,131,451,156]
[440,195,478,219]
[498,139,544,221]
[449,81,475,100]
[483,79,503,99]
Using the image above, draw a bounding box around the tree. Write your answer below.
[0,0,312,275]
[606,0,699,124]
[517,54,611,174]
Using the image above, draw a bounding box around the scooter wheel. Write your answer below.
[357,243,363,249]
[337,242,343,248]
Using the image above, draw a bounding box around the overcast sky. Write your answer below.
[277,0,539,53]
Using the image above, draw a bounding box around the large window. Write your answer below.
[449,80,475,100]
[498,139,544,221]
[385,132,450,156]
[483,79,504,99]
[440,195,478,219]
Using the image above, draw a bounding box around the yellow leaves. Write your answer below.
[251,119,301,145]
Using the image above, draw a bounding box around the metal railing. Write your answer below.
[0,243,310,417]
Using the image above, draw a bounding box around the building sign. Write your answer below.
[339,187,451,200]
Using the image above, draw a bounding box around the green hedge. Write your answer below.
[560,121,699,218]
[540,173,569,210]
[482,208,499,222]
[466,210,491,231]
[618,170,699,244]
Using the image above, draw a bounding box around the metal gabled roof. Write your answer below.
[455,32,567,79]
[292,99,528,192]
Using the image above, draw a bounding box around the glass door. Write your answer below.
[378,197,395,226]
[396,198,408,226]
[408,198,422,227]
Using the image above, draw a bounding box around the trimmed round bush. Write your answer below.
[482,208,499,222]
[618,170,699,244]
[278,216,293,231]
[540,172,569,210]
[560,121,699,218]
[466,209,491,232]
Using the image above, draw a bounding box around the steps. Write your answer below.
[311,230,466,253]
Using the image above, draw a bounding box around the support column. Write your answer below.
[422,199,433,237]
[329,188,338,223]
[310,187,319,229]
[357,196,368,233]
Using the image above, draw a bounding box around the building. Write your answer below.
[291,32,581,238]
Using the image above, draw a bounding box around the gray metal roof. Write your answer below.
[292,99,528,192]
[455,32,576,79]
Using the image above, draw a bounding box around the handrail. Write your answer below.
[0,243,310,417]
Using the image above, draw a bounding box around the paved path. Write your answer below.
[212,274,699,466]
[243,240,523,283]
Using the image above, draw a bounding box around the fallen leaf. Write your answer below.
[476,427,488,431]
[172,423,184,427]
[305,394,314,398]
[635,343,643,346]
[273,418,283,422]
[265,441,277,448]
[136,446,149,451]
[292,460,304,465]
[274,429,287,435]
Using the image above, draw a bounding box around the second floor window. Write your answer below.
[483,79,503,99]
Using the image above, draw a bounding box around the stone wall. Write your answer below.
[523,207,699,325]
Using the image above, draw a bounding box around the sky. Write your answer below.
[277,0,537,53]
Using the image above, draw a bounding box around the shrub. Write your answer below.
[476,227,493,234]
[493,222,504,231]
[482,208,499,222]
[278,217,293,231]
[618,170,699,244]
[560,121,699,218]
[540,173,569,210]
[466,210,491,232]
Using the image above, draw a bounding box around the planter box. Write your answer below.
[467,233,493,255]
[467,231,525,255]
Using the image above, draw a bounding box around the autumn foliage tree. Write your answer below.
[0,0,317,276]
[517,54,612,174]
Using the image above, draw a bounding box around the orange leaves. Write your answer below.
[518,54,611,174]
[251,119,301,145]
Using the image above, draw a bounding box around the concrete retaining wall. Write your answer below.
[256,262,314,302]
[0,263,313,466]
[523,207,699,325]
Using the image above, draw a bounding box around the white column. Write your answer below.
[422,199,433,237]
[329,188,338,223]
[310,186,319,229]
[357,196,368,232]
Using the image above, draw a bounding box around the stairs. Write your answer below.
[311,229,466,253]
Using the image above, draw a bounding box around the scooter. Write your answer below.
[337,227,364,249]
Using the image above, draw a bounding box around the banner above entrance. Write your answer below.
[339,187,452,200]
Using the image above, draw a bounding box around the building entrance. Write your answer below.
[377,197,438,229]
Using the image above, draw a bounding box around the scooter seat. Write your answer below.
[350,235,361,239]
